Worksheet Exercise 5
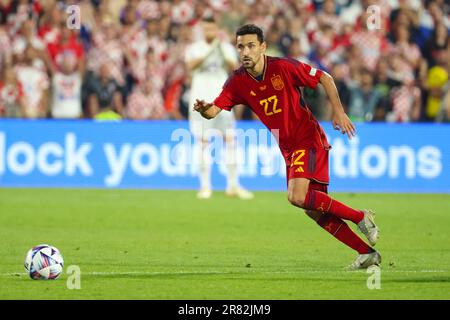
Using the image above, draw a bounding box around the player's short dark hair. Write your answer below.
[236,24,265,44]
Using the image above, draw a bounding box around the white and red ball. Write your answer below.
[24,244,64,280]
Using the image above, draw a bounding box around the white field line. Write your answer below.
[1,269,448,277]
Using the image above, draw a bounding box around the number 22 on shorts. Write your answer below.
[291,149,306,173]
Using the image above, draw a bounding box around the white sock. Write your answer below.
[225,136,239,190]
[198,141,211,190]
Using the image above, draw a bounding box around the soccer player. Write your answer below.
[185,17,254,200]
[194,24,381,269]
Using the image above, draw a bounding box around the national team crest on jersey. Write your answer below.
[271,74,284,90]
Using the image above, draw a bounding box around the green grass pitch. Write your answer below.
[0,188,449,299]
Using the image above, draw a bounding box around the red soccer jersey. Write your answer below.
[214,55,331,157]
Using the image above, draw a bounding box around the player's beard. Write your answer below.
[242,54,262,70]
[242,57,256,69]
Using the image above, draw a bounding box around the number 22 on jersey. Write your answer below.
[259,95,281,116]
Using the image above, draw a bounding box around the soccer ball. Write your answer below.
[24,244,64,280]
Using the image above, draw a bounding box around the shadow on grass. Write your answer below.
[382,277,450,284]
[78,272,450,285]
[80,271,241,280]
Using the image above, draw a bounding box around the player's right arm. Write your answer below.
[193,99,222,119]
[194,71,244,119]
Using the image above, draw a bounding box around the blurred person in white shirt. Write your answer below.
[51,54,82,119]
[185,16,253,200]
[12,19,47,71]
[14,45,49,118]
[0,64,26,118]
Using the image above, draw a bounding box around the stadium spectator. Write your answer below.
[350,13,387,71]
[171,0,195,25]
[3,0,42,37]
[390,24,422,73]
[47,23,84,73]
[373,58,401,121]
[139,18,170,71]
[0,64,26,117]
[0,25,12,70]
[219,0,249,35]
[50,54,83,119]
[38,2,64,46]
[422,65,449,121]
[437,84,450,122]
[14,45,49,118]
[87,18,125,87]
[85,62,124,119]
[120,1,146,67]
[387,74,422,123]
[163,23,191,119]
[126,77,166,120]
[127,46,166,99]
[348,68,383,122]
[316,0,342,33]
[423,21,449,67]
[331,63,351,113]
[417,0,450,49]
[12,19,47,72]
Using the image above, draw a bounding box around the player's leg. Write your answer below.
[297,181,374,255]
[286,147,379,246]
[218,112,253,199]
[223,134,254,199]
[288,177,363,224]
[288,177,379,246]
[189,108,213,199]
[302,183,381,269]
[306,210,375,254]
[196,137,212,199]
[224,133,238,191]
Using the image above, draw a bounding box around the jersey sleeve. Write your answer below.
[213,74,243,111]
[287,59,323,89]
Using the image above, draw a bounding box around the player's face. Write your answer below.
[236,34,266,69]
[203,22,218,43]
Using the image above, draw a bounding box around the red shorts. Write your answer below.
[284,146,330,186]
[308,180,328,194]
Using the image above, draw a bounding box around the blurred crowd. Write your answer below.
[0,0,449,122]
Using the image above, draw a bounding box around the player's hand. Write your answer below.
[211,38,220,48]
[193,99,213,114]
[332,112,356,139]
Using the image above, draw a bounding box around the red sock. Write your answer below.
[304,189,364,224]
[317,214,372,254]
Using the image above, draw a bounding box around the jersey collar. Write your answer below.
[246,55,267,82]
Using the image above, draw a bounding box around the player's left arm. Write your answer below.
[319,72,356,139]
